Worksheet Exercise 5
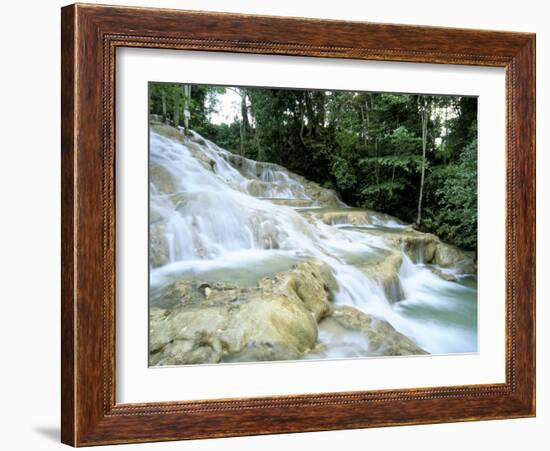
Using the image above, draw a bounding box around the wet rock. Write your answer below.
[198,283,213,298]
[149,258,340,365]
[320,306,428,356]
[358,251,405,303]
[434,243,476,274]
[246,180,281,197]
[152,124,215,170]
[149,113,163,124]
[316,209,374,226]
[299,183,343,208]
[151,123,185,144]
[185,141,216,170]
[150,164,177,194]
[365,227,439,263]
[222,152,254,175]
[152,279,243,309]
[250,217,282,250]
[316,188,344,208]
[261,198,314,207]
[428,266,459,282]
[149,289,318,366]
[305,208,401,227]
[147,124,470,364]
[362,226,475,276]
[219,152,342,207]
[189,134,207,147]
[149,202,165,225]
[272,260,338,321]
[153,123,343,208]
[149,222,169,268]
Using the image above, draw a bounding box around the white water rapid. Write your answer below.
[149,128,477,358]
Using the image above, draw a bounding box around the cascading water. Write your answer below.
[149,128,477,359]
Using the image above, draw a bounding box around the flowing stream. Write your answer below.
[149,128,477,358]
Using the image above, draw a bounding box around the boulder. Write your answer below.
[222,152,254,175]
[245,180,276,197]
[316,188,344,208]
[189,134,207,147]
[428,266,459,282]
[299,185,343,208]
[433,243,476,274]
[149,259,339,365]
[185,141,216,170]
[270,260,338,321]
[249,216,282,250]
[365,227,439,263]
[320,306,428,356]
[151,123,185,144]
[149,288,318,366]
[150,164,177,194]
[151,124,215,171]
[363,227,475,275]
[358,251,405,303]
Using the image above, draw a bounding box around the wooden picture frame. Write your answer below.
[61,3,536,446]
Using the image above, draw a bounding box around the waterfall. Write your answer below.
[149,128,477,356]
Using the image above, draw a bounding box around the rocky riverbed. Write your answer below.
[148,123,477,365]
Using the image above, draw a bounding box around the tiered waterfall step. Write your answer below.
[258,197,315,207]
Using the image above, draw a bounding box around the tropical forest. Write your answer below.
[148,82,478,366]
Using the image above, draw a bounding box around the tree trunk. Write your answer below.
[239,90,250,156]
[249,95,262,160]
[239,123,244,155]
[390,166,396,199]
[241,92,250,133]
[416,98,429,226]
[305,93,314,139]
[161,91,167,123]
[375,137,380,197]
[299,95,308,149]
[173,93,179,128]
[183,84,191,135]
[318,91,326,129]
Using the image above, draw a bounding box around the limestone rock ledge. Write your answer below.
[149,258,428,366]
[316,306,428,356]
[149,259,336,365]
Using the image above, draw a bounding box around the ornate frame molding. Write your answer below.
[61,4,535,446]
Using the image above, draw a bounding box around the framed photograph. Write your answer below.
[61,3,536,446]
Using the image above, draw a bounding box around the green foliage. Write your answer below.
[149,83,478,251]
[360,154,424,173]
[149,83,224,135]
[331,156,358,190]
[422,127,477,250]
